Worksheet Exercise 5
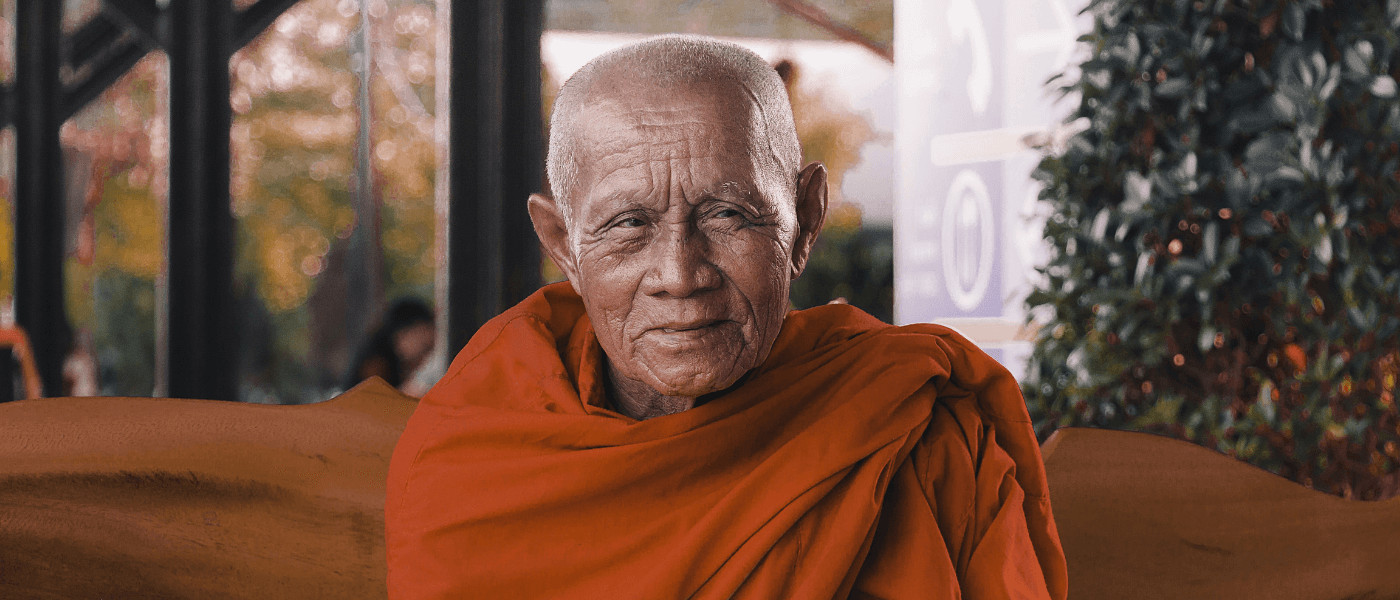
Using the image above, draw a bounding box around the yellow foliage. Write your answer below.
[65,260,95,332]
[257,112,358,150]
[780,60,875,206]
[0,194,12,302]
[826,202,863,232]
[95,180,164,279]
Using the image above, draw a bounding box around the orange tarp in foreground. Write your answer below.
[387,283,1067,599]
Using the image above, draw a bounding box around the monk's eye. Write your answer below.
[610,215,647,230]
[708,205,751,222]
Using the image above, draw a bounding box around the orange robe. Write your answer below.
[386,283,1067,599]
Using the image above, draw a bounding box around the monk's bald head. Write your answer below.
[546,35,802,228]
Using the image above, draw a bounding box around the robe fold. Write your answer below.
[386,283,1067,599]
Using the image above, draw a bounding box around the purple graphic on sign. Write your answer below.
[894,0,1091,378]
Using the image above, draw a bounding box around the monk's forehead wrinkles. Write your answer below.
[593,133,713,158]
[583,140,728,185]
[627,106,710,123]
[594,119,731,151]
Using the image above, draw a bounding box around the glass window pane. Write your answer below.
[1,0,14,314]
[0,0,11,84]
[0,127,12,315]
[60,53,169,396]
[232,0,438,403]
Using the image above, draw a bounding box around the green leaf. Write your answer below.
[1156,78,1192,98]
[1091,209,1111,241]
[1123,171,1152,211]
[1257,381,1277,422]
[1198,325,1217,352]
[1202,221,1220,264]
[1343,41,1373,76]
[1244,133,1290,173]
[1372,76,1398,98]
[1244,217,1274,237]
[1133,252,1153,287]
[1269,91,1298,121]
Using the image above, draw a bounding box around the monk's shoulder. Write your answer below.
[906,382,988,540]
[910,383,986,480]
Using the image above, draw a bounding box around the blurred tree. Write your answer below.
[1025,0,1400,499]
[773,58,891,320]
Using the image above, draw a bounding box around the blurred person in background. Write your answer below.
[344,297,436,395]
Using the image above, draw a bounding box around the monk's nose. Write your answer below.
[645,227,722,298]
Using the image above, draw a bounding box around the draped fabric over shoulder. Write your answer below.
[386,283,1067,600]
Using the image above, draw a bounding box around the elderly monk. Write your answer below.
[386,35,1067,599]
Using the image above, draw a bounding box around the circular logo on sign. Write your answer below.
[942,170,994,311]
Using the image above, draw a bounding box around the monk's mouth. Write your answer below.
[654,320,727,334]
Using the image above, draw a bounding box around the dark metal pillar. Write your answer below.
[501,0,546,314]
[1,83,13,127]
[165,0,237,400]
[14,0,69,397]
[443,0,544,354]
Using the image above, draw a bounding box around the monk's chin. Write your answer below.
[640,369,745,399]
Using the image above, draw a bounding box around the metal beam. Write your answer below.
[500,0,546,307]
[234,0,302,50]
[442,0,544,354]
[67,13,129,73]
[0,84,11,129]
[100,0,166,49]
[58,2,165,123]
[14,0,70,397]
[61,38,150,122]
[165,0,237,400]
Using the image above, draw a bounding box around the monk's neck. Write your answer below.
[604,362,696,420]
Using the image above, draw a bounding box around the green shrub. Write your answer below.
[1025,0,1400,499]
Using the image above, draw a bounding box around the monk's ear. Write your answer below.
[527,193,580,284]
[790,161,828,279]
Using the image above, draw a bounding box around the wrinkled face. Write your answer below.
[563,84,798,398]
